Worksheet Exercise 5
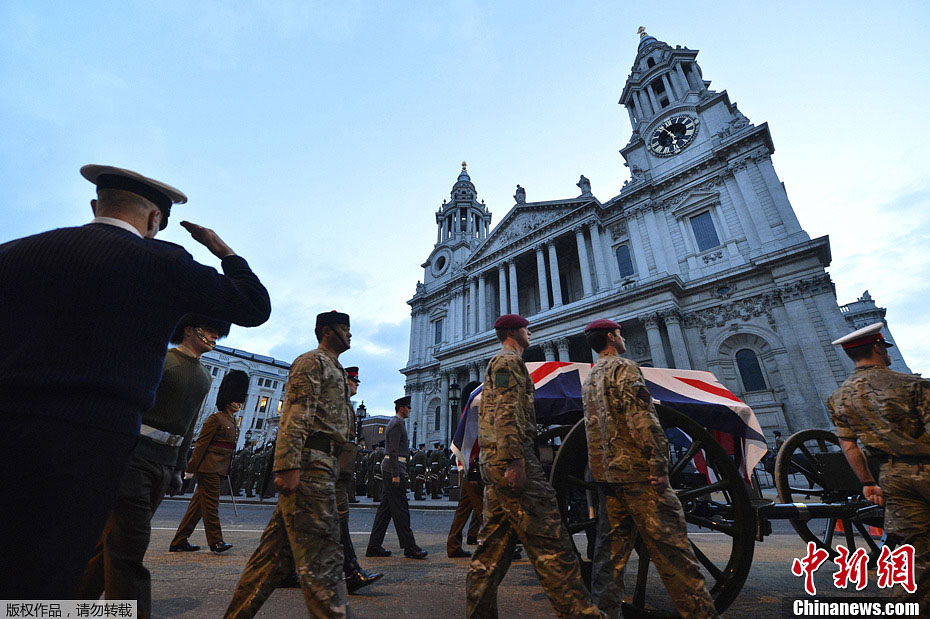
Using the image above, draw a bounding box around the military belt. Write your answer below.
[139,424,184,447]
[873,454,930,464]
[383,455,407,463]
[306,435,336,456]
[213,441,236,450]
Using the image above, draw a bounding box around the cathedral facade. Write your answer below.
[401,30,911,449]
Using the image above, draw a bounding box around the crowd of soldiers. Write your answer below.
[2,165,926,618]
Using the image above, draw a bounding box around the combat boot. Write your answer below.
[345,559,383,593]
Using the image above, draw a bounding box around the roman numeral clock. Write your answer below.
[648,114,699,157]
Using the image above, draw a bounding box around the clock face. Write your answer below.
[648,115,699,157]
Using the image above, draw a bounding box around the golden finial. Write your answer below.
[461,161,467,171]
[638,26,647,38]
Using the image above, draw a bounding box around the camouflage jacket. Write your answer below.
[274,347,352,472]
[478,348,536,464]
[582,354,669,483]
[827,365,930,457]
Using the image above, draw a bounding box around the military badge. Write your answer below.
[495,371,510,388]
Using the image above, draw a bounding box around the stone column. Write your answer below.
[646,83,660,112]
[588,223,609,290]
[407,309,418,363]
[439,371,450,447]
[548,243,564,307]
[627,104,637,126]
[543,341,557,362]
[674,63,689,94]
[498,263,508,315]
[637,89,653,117]
[661,72,677,101]
[754,156,806,238]
[557,338,571,362]
[447,293,455,344]
[642,314,669,368]
[478,275,487,332]
[574,226,593,297]
[535,244,550,312]
[662,310,691,370]
[729,159,775,246]
[468,278,478,335]
[508,260,519,315]
[642,207,669,273]
[627,213,649,277]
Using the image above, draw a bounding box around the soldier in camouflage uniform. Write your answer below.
[225,311,354,618]
[465,314,603,619]
[827,322,930,605]
[581,319,718,619]
[411,444,427,500]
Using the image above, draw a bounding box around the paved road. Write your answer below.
[140,498,907,618]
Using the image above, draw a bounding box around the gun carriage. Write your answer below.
[455,362,886,616]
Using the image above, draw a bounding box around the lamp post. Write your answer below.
[413,421,418,449]
[356,401,367,447]
[448,379,460,448]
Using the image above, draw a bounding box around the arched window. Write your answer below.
[434,405,441,431]
[736,349,767,392]
[615,245,634,278]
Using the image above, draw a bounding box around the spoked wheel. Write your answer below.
[549,406,755,616]
[774,429,884,559]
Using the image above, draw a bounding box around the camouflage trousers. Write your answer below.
[591,483,717,619]
[466,459,603,618]
[225,467,347,618]
[880,461,930,604]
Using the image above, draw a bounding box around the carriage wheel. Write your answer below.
[774,429,884,559]
[549,405,755,616]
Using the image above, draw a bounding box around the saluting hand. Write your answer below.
[275,469,300,496]
[180,221,236,259]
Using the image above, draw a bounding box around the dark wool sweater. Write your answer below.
[134,348,213,470]
[0,223,271,435]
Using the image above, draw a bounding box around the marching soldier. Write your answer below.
[411,444,427,500]
[225,311,354,618]
[366,396,428,559]
[170,370,249,554]
[369,442,385,503]
[465,314,602,618]
[244,447,261,498]
[827,322,930,604]
[581,318,717,618]
[78,314,227,618]
[338,367,383,591]
[428,442,444,499]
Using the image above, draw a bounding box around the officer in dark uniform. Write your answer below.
[428,441,445,499]
[369,442,385,503]
[411,444,427,500]
[366,397,427,559]
[828,322,930,605]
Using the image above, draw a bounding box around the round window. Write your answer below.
[435,256,447,271]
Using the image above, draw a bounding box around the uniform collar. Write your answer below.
[90,216,143,238]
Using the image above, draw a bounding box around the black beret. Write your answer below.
[216,370,249,411]
[493,314,529,329]
[316,310,350,329]
[170,313,231,345]
[584,318,621,333]
[394,396,412,408]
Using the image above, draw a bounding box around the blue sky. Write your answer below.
[2,2,928,416]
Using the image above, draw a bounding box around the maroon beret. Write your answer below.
[493,314,529,329]
[584,318,621,332]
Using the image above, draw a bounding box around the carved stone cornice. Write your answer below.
[641,313,661,330]
[659,308,683,324]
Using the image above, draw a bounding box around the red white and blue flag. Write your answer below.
[451,361,766,481]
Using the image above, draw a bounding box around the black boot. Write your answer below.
[345,559,383,593]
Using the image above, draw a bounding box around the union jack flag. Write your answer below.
[451,361,766,482]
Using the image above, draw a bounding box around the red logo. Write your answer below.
[791,542,830,595]
[876,544,916,593]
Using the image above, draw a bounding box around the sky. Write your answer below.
[2,1,928,417]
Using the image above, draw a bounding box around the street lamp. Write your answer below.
[356,401,367,446]
[448,379,460,447]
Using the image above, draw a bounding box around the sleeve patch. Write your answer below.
[495,371,511,389]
